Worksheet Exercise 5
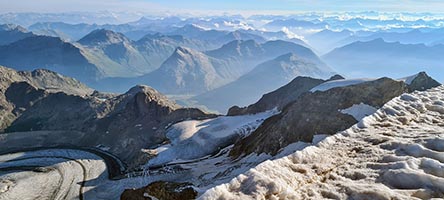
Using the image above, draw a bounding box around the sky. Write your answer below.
[1,0,444,14]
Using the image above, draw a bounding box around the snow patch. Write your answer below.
[310,78,375,92]
[340,103,378,121]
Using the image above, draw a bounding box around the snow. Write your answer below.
[398,73,419,85]
[199,86,444,199]
[147,110,278,167]
[0,149,108,200]
[340,103,378,121]
[310,78,375,92]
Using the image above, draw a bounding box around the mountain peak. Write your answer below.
[125,85,180,110]
[206,39,263,59]
[172,46,200,58]
[274,52,298,61]
[78,29,130,45]
[126,84,160,96]
[0,24,28,32]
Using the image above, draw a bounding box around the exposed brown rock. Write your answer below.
[227,76,327,116]
[229,77,407,158]
[4,82,216,167]
[0,65,92,130]
[120,181,197,200]
[407,71,441,92]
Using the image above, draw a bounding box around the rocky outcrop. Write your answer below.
[229,77,408,158]
[230,73,440,158]
[5,82,48,116]
[0,66,93,130]
[4,81,215,167]
[406,71,441,92]
[120,181,197,200]
[227,75,344,116]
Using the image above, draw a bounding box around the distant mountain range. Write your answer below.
[194,53,334,113]
[0,24,35,45]
[95,39,329,96]
[323,38,444,81]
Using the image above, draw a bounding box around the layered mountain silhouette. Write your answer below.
[96,39,329,95]
[323,38,444,81]
[0,35,103,84]
[194,53,334,113]
[0,24,35,45]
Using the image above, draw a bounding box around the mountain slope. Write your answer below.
[0,24,35,45]
[201,85,444,199]
[206,39,330,71]
[229,73,440,158]
[5,83,215,167]
[228,75,344,116]
[79,29,159,74]
[194,53,335,113]
[0,35,102,84]
[323,38,444,81]
[169,24,266,46]
[0,66,93,130]
[141,47,233,95]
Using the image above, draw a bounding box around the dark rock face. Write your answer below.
[0,35,102,84]
[5,82,48,115]
[0,66,92,131]
[407,72,441,92]
[227,76,326,116]
[0,24,35,45]
[229,78,408,158]
[326,74,345,81]
[120,181,197,200]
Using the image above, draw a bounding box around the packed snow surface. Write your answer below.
[340,103,378,121]
[147,110,277,166]
[310,78,375,92]
[200,86,444,199]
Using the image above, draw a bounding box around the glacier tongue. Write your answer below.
[200,86,444,199]
[147,109,278,167]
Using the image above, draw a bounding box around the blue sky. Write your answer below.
[1,0,444,14]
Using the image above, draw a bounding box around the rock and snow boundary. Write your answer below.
[200,86,444,199]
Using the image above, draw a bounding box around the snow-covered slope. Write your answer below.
[200,86,444,199]
[147,110,277,166]
[310,78,375,92]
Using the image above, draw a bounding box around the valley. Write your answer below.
[0,7,443,200]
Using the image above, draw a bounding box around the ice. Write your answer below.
[200,86,444,199]
[147,110,278,167]
[340,103,378,121]
[310,78,375,92]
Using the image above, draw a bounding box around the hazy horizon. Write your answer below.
[2,0,444,15]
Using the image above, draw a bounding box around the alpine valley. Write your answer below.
[0,9,443,200]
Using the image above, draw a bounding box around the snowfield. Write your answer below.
[340,103,378,121]
[147,110,277,166]
[200,86,444,199]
